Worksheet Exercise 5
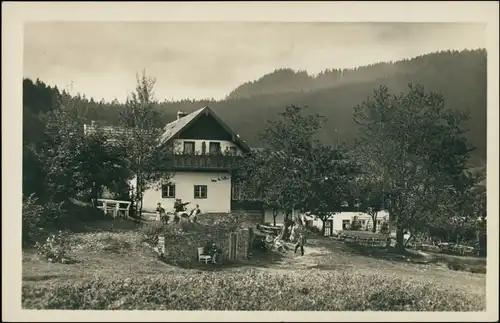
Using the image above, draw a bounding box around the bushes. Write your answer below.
[69,231,143,254]
[22,194,65,245]
[379,221,390,235]
[350,216,362,231]
[140,222,166,244]
[34,231,71,264]
[22,271,485,311]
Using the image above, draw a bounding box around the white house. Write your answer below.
[263,208,301,226]
[266,209,390,235]
[308,210,390,234]
[134,107,253,214]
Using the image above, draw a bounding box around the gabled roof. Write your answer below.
[158,106,251,152]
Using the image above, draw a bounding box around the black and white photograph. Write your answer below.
[2,1,499,321]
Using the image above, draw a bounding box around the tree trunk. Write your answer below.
[371,214,377,233]
[395,226,405,251]
[135,171,143,217]
[282,210,291,240]
[321,217,326,236]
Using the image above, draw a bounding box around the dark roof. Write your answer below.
[158,106,251,152]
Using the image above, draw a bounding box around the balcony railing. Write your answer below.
[162,153,243,171]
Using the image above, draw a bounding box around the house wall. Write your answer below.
[333,211,389,232]
[137,171,232,213]
[263,209,300,226]
[303,211,390,233]
[172,139,243,156]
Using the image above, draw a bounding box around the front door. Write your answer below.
[324,219,333,236]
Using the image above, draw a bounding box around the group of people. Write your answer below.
[155,199,201,224]
[267,221,307,256]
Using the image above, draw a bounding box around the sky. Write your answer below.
[24,22,486,102]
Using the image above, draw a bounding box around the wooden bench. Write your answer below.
[96,199,132,218]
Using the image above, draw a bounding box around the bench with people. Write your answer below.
[156,199,202,224]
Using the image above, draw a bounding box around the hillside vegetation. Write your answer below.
[23,49,487,164]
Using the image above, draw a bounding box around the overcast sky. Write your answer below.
[24,22,486,102]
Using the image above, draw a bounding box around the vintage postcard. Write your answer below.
[2,1,499,322]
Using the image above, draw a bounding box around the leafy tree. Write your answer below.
[23,78,62,199]
[353,83,474,251]
[34,100,129,206]
[349,171,386,233]
[299,143,356,235]
[239,105,356,237]
[238,105,324,237]
[117,70,172,217]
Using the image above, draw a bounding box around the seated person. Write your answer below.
[190,204,201,216]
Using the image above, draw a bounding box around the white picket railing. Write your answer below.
[96,199,132,218]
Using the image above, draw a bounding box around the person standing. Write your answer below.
[294,232,306,256]
[156,203,166,223]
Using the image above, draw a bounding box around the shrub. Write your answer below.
[351,216,362,231]
[22,194,65,245]
[34,231,71,264]
[68,231,143,254]
[64,201,109,223]
[23,195,46,244]
[379,221,390,235]
[305,225,322,235]
[140,222,166,244]
[22,271,485,311]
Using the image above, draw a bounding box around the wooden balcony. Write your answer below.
[161,154,243,171]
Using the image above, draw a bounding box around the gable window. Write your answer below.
[194,185,207,199]
[229,146,237,156]
[183,141,195,154]
[161,184,176,198]
[209,142,221,155]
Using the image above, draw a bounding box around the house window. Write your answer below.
[209,142,221,155]
[201,142,207,155]
[229,146,237,156]
[183,141,195,154]
[342,219,350,230]
[361,220,366,226]
[161,184,175,198]
[194,185,207,199]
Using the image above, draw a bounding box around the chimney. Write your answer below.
[177,110,188,120]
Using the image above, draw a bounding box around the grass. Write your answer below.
[22,221,487,311]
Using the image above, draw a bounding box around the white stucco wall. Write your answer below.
[334,211,389,232]
[263,209,300,226]
[172,139,243,156]
[303,210,390,232]
[137,171,232,214]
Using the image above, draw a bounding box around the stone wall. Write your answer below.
[155,213,254,265]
